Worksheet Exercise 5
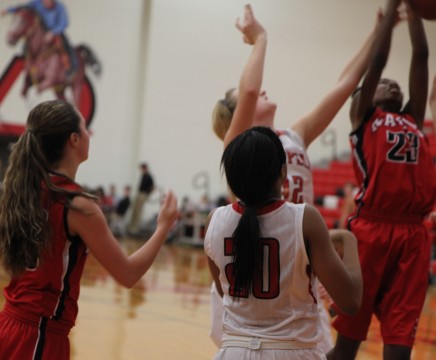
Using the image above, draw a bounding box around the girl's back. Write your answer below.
[205,200,322,345]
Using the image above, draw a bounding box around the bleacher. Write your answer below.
[312,159,357,229]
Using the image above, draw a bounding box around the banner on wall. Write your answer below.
[0,0,102,137]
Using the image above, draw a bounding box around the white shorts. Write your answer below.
[213,347,326,360]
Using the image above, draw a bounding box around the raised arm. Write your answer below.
[404,1,428,129]
[291,9,382,147]
[69,191,178,288]
[223,4,267,149]
[351,0,401,129]
[430,75,436,130]
[303,205,362,315]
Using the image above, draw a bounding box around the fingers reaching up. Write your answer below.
[235,4,266,45]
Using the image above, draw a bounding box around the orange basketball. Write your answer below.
[409,0,436,20]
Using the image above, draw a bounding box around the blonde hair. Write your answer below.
[212,88,237,141]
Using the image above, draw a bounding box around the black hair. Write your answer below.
[221,127,286,297]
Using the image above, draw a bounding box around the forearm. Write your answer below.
[354,0,400,123]
[239,34,267,95]
[369,2,399,72]
[341,234,362,306]
[408,10,428,55]
[291,22,378,147]
[224,34,267,147]
[338,24,378,85]
[407,7,428,125]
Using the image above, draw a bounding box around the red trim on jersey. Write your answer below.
[232,200,285,215]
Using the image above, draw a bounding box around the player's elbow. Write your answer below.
[338,282,362,315]
[113,271,141,289]
[243,87,261,100]
[340,296,362,316]
[119,277,138,289]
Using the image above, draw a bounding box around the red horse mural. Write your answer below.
[0,7,102,131]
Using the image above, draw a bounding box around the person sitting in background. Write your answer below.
[111,185,132,238]
[128,162,155,237]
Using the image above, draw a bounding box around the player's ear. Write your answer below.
[69,131,80,148]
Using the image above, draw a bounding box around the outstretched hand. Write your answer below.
[235,4,266,45]
[157,191,179,231]
[376,3,403,28]
[401,0,420,20]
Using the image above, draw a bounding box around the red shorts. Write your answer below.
[0,307,70,360]
[332,214,431,347]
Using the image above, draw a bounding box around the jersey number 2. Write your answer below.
[224,237,280,299]
[283,175,304,203]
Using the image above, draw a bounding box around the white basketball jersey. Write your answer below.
[277,128,313,204]
[204,201,322,345]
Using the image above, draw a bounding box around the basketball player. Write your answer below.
[0,100,178,359]
[327,1,436,359]
[210,4,382,352]
[205,127,362,360]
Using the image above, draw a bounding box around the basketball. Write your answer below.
[409,0,436,20]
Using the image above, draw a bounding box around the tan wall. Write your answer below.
[1,0,435,216]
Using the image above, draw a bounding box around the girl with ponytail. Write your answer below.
[205,127,362,360]
[0,100,178,359]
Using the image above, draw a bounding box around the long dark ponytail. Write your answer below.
[221,127,286,297]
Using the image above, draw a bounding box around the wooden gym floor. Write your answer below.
[0,238,435,359]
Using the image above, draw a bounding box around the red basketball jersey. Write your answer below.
[3,176,88,331]
[350,107,436,216]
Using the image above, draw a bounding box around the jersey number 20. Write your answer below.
[224,237,280,299]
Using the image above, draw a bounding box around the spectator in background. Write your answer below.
[95,186,112,224]
[128,163,154,237]
[111,185,131,238]
[108,184,119,210]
